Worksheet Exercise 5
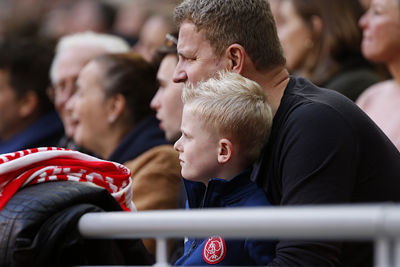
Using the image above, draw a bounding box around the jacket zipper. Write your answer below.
[186,182,213,258]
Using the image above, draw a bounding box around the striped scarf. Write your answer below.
[0,147,134,211]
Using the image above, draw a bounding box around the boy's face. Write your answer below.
[174,106,220,184]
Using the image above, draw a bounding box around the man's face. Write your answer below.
[52,47,106,138]
[173,21,230,85]
[52,50,90,138]
[0,70,23,140]
[151,54,184,142]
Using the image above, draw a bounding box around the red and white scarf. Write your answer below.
[0,147,135,211]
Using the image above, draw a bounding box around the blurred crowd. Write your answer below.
[0,0,177,48]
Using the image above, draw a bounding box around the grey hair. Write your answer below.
[50,31,130,83]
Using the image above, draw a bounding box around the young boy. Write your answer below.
[173,71,275,266]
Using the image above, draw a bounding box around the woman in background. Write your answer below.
[69,52,182,255]
[274,0,382,101]
[356,0,400,151]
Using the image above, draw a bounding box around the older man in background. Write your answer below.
[50,31,130,149]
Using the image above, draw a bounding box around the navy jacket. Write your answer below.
[108,115,168,163]
[0,111,63,154]
[175,170,276,266]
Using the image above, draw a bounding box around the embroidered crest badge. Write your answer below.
[202,236,226,264]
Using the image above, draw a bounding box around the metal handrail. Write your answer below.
[78,204,400,267]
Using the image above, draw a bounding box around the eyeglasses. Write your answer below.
[165,33,178,47]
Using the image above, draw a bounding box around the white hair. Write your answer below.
[50,31,130,83]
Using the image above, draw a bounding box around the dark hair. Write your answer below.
[174,0,286,70]
[94,52,157,125]
[291,0,366,84]
[0,38,55,114]
[96,0,117,32]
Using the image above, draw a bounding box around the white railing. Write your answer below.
[78,204,400,267]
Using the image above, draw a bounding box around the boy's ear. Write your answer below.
[218,138,233,164]
[226,44,246,74]
[107,93,126,124]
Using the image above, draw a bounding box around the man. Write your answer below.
[172,0,400,266]
[151,32,183,143]
[50,31,130,148]
[0,38,63,154]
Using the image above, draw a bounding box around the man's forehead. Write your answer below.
[178,22,206,45]
[55,47,106,83]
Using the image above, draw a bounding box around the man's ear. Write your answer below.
[18,91,38,118]
[218,138,233,164]
[226,44,246,74]
[107,93,126,124]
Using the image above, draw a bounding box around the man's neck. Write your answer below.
[244,66,290,115]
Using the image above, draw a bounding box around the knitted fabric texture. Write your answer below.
[0,147,134,211]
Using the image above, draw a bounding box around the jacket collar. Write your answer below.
[184,168,254,208]
[108,115,168,163]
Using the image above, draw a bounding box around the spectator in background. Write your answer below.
[172,0,400,266]
[360,0,372,9]
[133,14,176,62]
[113,0,149,46]
[69,52,182,256]
[150,33,187,263]
[151,32,184,143]
[356,0,400,151]
[274,0,381,101]
[0,38,63,154]
[50,31,130,149]
[68,0,117,34]
[40,2,76,41]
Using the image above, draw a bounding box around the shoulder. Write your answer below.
[323,68,381,101]
[356,79,397,107]
[127,145,178,162]
[124,144,179,172]
[275,78,365,151]
[231,183,271,208]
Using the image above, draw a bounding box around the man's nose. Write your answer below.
[173,62,187,83]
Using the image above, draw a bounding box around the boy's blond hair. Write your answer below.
[182,71,273,164]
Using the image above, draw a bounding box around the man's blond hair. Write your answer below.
[182,71,272,164]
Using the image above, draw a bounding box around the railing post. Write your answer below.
[394,238,400,267]
[153,238,171,267]
[375,237,391,267]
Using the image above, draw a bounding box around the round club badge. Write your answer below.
[202,236,226,264]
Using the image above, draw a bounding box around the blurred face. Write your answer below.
[134,16,171,62]
[52,47,106,138]
[0,70,23,140]
[71,61,111,155]
[173,21,229,85]
[275,0,313,72]
[359,0,400,64]
[174,106,220,184]
[151,54,184,142]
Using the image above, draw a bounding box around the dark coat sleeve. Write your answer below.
[0,181,154,267]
